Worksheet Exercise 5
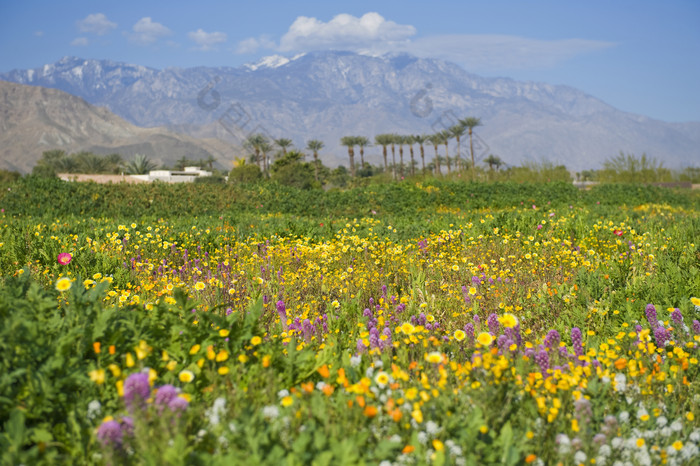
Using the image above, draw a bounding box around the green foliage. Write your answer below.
[598,152,672,183]
[228,163,262,184]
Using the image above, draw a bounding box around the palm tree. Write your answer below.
[75,151,108,174]
[397,135,407,178]
[259,140,273,174]
[203,155,217,171]
[449,123,467,171]
[123,154,157,175]
[174,156,190,171]
[356,136,370,167]
[306,139,324,181]
[407,135,416,176]
[428,134,443,175]
[245,134,268,171]
[484,154,503,171]
[374,134,394,176]
[440,130,452,173]
[413,134,429,174]
[389,134,399,179]
[460,117,482,179]
[274,138,293,156]
[340,136,357,177]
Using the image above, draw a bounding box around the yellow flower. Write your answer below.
[219,329,230,337]
[189,344,201,355]
[218,366,230,375]
[179,370,195,383]
[125,353,135,368]
[216,350,229,362]
[636,438,645,448]
[469,287,477,296]
[498,313,518,328]
[55,277,72,292]
[479,425,489,434]
[691,297,700,307]
[672,440,683,451]
[432,439,444,451]
[454,329,466,341]
[281,395,293,407]
[238,354,249,363]
[251,336,262,346]
[411,409,423,423]
[88,369,105,385]
[401,322,415,335]
[405,387,418,400]
[451,264,459,272]
[194,281,205,291]
[477,332,494,346]
[425,352,443,364]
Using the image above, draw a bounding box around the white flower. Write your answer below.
[417,431,428,444]
[689,430,700,442]
[656,416,668,427]
[613,373,626,392]
[277,389,290,398]
[670,420,683,432]
[611,437,623,449]
[599,444,612,456]
[425,421,440,435]
[574,451,587,463]
[262,405,279,419]
[350,355,362,367]
[636,407,648,420]
[373,359,383,368]
[379,461,392,466]
[619,411,630,423]
[87,400,102,420]
[389,434,402,443]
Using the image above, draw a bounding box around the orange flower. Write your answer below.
[391,409,403,422]
[93,342,101,354]
[109,345,116,355]
[363,405,378,418]
[614,358,627,370]
[262,355,271,368]
[525,454,537,463]
[317,364,330,378]
[337,368,349,386]
[402,445,415,454]
[301,381,314,394]
[356,395,366,408]
[322,384,335,396]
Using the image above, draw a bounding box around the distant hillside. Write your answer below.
[0,80,233,173]
[2,52,699,171]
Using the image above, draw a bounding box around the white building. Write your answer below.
[129,166,213,183]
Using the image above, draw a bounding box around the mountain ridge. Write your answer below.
[2,51,699,171]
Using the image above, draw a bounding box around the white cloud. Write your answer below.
[77,13,117,36]
[71,37,89,47]
[236,35,276,54]
[127,17,172,45]
[405,35,615,71]
[237,12,614,71]
[278,12,415,52]
[188,29,227,51]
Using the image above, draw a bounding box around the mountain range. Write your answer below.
[2,51,699,172]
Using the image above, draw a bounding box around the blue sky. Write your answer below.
[1,0,699,122]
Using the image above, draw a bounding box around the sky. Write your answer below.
[1,0,699,122]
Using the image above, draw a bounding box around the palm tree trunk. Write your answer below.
[420,144,426,174]
[390,144,396,180]
[382,146,388,173]
[445,143,451,173]
[399,145,404,178]
[433,145,441,175]
[409,145,415,176]
[313,152,319,181]
[469,128,475,180]
[348,147,355,177]
[360,147,365,167]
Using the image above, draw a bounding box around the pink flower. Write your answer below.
[57,253,72,265]
[537,224,543,230]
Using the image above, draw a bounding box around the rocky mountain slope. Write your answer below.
[0,80,232,173]
[2,52,699,171]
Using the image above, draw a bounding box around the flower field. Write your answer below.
[1,180,699,465]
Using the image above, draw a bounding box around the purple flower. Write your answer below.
[97,420,123,448]
[464,323,475,344]
[544,330,561,350]
[571,328,584,359]
[693,320,700,335]
[535,349,550,377]
[654,326,670,347]
[487,313,499,336]
[154,385,178,408]
[276,300,286,321]
[671,308,683,327]
[168,396,189,413]
[123,373,150,410]
[645,304,658,329]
